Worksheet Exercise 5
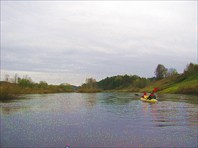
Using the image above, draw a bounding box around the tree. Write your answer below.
[155,64,167,80]
[59,83,72,91]
[39,81,48,89]
[80,78,98,91]
[166,68,178,77]
[18,75,34,88]
[184,63,198,76]
[85,78,97,89]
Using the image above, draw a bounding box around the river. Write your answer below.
[1,93,197,147]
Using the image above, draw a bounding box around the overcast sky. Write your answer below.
[1,1,197,85]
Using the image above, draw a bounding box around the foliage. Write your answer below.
[18,76,34,88]
[38,81,48,89]
[166,68,178,77]
[0,82,21,100]
[59,83,74,92]
[85,78,97,89]
[97,74,150,90]
[0,75,77,100]
[78,78,100,92]
[1,63,197,99]
[142,63,198,94]
[183,63,198,76]
[155,64,167,80]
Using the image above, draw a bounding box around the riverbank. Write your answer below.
[1,63,198,101]
[78,73,198,94]
[1,75,198,101]
[0,82,75,101]
[140,74,198,94]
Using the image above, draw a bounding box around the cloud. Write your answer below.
[1,1,197,85]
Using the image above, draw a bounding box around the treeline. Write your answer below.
[97,75,153,91]
[183,63,198,77]
[78,78,100,93]
[78,76,153,92]
[79,63,197,93]
[3,74,76,91]
[142,63,198,94]
[0,75,77,100]
[69,63,197,93]
[96,63,180,91]
[1,63,197,100]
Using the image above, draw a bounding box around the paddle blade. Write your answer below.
[153,88,158,92]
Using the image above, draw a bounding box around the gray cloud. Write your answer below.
[1,1,197,85]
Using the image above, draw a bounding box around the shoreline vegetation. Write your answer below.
[1,63,197,100]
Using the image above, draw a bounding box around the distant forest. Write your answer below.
[79,63,198,93]
[97,75,153,90]
[1,63,198,100]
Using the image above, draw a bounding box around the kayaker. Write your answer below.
[147,91,156,100]
[142,92,148,99]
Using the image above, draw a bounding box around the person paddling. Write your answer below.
[141,92,148,99]
[147,88,158,100]
[147,92,156,100]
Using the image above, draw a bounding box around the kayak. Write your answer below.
[140,97,158,103]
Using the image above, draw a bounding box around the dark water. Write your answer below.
[1,93,198,147]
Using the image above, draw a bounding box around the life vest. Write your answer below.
[150,93,154,96]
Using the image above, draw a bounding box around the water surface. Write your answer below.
[1,93,197,147]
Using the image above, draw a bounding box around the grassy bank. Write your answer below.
[141,74,198,94]
[1,63,197,101]
[1,73,197,101]
[0,82,20,100]
[0,82,75,101]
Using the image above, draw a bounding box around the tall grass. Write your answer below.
[0,83,21,100]
[0,82,75,101]
[141,74,198,94]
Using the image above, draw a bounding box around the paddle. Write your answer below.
[152,88,158,99]
[153,87,158,93]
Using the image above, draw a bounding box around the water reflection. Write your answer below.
[140,101,198,128]
[83,93,97,109]
[0,93,82,115]
[0,93,99,115]
[1,93,198,147]
[1,106,26,115]
[158,94,198,104]
[100,93,136,105]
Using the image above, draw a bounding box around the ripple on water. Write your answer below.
[1,93,198,147]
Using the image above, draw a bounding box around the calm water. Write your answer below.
[1,93,198,147]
